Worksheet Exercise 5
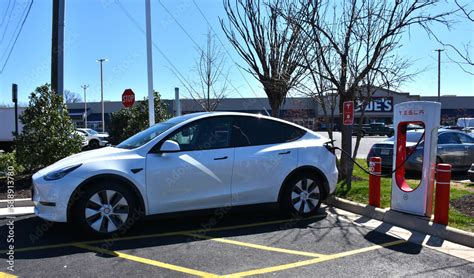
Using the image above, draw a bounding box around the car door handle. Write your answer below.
[278,151,291,155]
[214,156,228,160]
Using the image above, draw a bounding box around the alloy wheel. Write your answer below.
[85,190,129,233]
[291,178,320,214]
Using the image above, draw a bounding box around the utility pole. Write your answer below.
[51,0,65,98]
[145,0,155,126]
[12,84,18,136]
[81,84,89,128]
[435,49,444,103]
[97,58,107,132]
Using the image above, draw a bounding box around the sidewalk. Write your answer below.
[325,196,474,248]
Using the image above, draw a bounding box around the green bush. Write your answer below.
[0,151,24,177]
[15,84,83,172]
[108,92,169,145]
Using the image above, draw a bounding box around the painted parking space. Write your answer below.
[1,207,473,277]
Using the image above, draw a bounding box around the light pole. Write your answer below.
[145,0,155,126]
[96,58,107,132]
[81,84,89,128]
[435,49,444,103]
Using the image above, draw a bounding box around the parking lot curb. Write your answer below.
[0,206,34,217]
[324,196,474,248]
[0,198,34,208]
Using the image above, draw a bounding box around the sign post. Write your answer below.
[122,89,135,108]
[343,101,354,125]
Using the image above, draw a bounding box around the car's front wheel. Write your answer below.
[281,173,323,217]
[89,140,100,149]
[72,182,140,237]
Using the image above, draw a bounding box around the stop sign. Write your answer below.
[122,89,135,108]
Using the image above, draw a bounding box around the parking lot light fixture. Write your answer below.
[96,58,108,132]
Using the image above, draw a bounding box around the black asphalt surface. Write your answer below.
[1,206,472,277]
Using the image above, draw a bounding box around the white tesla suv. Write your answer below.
[32,112,338,236]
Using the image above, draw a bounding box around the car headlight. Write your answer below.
[44,164,82,181]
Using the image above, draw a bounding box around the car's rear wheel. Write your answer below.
[72,182,139,237]
[281,173,323,217]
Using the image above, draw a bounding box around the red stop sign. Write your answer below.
[122,89,135,108]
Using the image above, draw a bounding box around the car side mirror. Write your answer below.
[159,140,180,153]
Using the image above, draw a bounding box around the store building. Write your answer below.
[64,86,472,131]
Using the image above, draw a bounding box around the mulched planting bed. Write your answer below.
[0,174,33,199]
[451,195,474,217]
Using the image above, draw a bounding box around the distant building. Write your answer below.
[2,88,473,141]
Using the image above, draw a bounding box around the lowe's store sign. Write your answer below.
[355,97,393,113]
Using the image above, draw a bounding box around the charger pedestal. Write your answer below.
[390,101,441,217]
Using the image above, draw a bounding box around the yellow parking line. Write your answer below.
[184,233,324,258]
[0,272,17,278]
[222,239,406,277]
[73,243,218,278]
[3,216,320,254]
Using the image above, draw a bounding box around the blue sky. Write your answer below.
[0,0,473,106]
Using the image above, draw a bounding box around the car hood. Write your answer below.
[34,147,128,177]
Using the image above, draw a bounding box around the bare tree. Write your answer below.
[64,90,82,103]
[187,30,231,111]
[220,0,306,117]
[288,0,454,188]
[427,0,473,75]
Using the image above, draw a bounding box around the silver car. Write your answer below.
[368,129,474,172]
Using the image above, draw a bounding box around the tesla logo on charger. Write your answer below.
[399,109,424,116]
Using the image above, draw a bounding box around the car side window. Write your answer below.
[231,116,306,147]
[456,133,474,144]
[167,117,232,151]
[438,133,461,144]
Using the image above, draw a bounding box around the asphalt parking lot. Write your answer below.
[315,131,387,159]
[1,206,472,277]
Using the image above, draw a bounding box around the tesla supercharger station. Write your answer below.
[391,101,441,217]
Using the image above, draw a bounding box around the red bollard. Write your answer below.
[369,157,382,207]
[434,164,452,225]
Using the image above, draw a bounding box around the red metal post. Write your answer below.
[369,157,382,207]
[434,164,452,225]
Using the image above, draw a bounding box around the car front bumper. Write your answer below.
[32,173,84,223]
[99,140,109,147]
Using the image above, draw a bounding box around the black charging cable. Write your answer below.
[323,131,426,178]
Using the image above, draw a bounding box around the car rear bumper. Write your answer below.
[368,156,422,172]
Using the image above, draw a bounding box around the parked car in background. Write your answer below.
[76,128,109,149]
[457,118,474,128]
[33,112,338,236]
[468,164,474,182]
[462,127,474,135]
[367,129,474,172]
[353,123,393,137]
[73,131,89,149]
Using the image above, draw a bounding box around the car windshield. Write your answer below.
[116,115,197,149]
[386,132,423,143]
[85,129,98,135]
